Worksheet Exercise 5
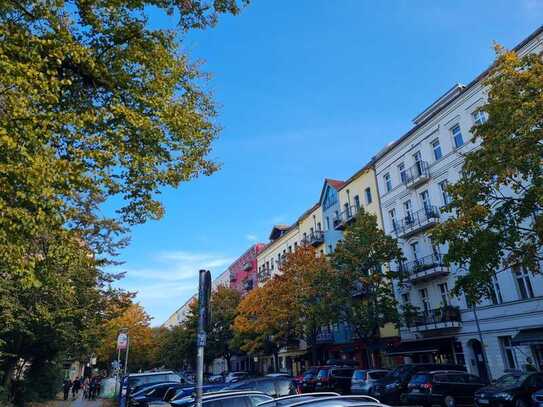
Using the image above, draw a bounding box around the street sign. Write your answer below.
[117,332,128,350]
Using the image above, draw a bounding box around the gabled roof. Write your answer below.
[318,178,345,205]
[268,224,290,241]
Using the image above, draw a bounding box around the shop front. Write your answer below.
[385,336,464,366]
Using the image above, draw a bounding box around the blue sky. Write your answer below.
[113,0,543,325]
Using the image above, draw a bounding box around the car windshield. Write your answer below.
[317,369,330,378]
[410,374,431,384]
[389,366,409,378]
[495,374,529,386]
[352,371,366,380]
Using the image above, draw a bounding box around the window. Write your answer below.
[403,200,413,222]
[323,187,338,209]
[354,195,360,209]
[410,241,419,261]
[431,138,442,160]
[402,293,410,304]
[389,209,397,231]
[398,163,407,183]
[514,265,534,299]
[439,180,450,205]
[384,173,392,192]
[303,232,307,241]
[419,288,430,313]
[499,336,517,369]
[438,283,450,305]
[317,222,322,231]
[294,242,298,249]
[288,245,292,253]
[326,216,330,230]
[490,275,503,305]
[472,110,487,125]
[365,187,373,204]
[451,124,464,148]
[420,190,431,211]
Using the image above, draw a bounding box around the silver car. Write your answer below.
[350,370,389,395]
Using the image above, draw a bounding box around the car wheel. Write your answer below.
[443,395,456,407]
[515,399,527,407]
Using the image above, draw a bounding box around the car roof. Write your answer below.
[257,393,341,406]
[284,395,385,406]
[416,370,466,375]
[129,371,176,377]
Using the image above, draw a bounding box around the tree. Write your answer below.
[208,286,241,372]
[96,303,156,373]
[0,0,247,402]
[272,246,337,365]
[331,209,403,366]
[431,47,543,302]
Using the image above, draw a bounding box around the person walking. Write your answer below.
[62,379,72,401]
[83,376,91,399]
[72,377,81,399]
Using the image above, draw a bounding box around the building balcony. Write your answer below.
[333,205,360,230]
[243,278,254,291]
[316,331,334,344]
[402,161,430,189]
[257,269,271,284]
[400,253,450,284]
[303,230,324,247]
[392,206,440,239]
[405,306,462,333]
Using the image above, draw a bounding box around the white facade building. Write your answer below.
[374,26,543,381]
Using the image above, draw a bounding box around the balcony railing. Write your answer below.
[403,161,430,188]
[392,206,440,239]
[334,205,359,230]
[316,331,333,344]
[303,230,324,247]
[405,306,462,332]
[257,269,271,283]
[400,253,450,284]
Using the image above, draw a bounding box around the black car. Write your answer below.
[315,367,356,394]
[406,370,485,407]
[301,367,326,393]
[129,381,190,406]
[532,388,543,407]
[225,377,299,398]
[373,364,466,405]
[474,372,543,407]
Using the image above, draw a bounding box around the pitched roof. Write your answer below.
[326,178,345,189]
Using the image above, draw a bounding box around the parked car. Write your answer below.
[256,394,386,406]
[301,367,325,393]
[315,367,356,394]
[147,384,226,406]
[208,374,225,384]
[406,370,485,407]
[225,377,299,398]
[532,388,543,407]
[120,371,182,407]
[373,363,466,405]
[225,371,249,384]
[129,381,187,406]
[267,373,292,378]
[350,369,389,395]
[149,390,273,406]
[474,372,543,407]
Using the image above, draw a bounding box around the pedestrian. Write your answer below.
[72,376,81,399]
[91,376,101,400]
[63,379,72,401]
[83,376,91,399]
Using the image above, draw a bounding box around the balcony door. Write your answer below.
[420,190,431,212]
[413,151,423,176]
[403,200,413,223]
[419,288,430,314]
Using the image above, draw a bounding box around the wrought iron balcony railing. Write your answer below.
[392,206,440,238]
[402,161,430,188]
[333,205,359,230]
[303,230,324,247]
[399,253,450,284]
[405,306,462,332]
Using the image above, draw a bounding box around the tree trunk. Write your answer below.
[225,355,231,373]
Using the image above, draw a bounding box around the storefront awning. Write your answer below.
[512,328,543,346]
[385,337,454,356]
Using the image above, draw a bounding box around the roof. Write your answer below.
[373,24,543,167]
[327,178,345,189]
[269,224,291,241]
[337,161,375,192]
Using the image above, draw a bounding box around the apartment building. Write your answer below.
[374,26,543,380]
[163,294,197,329]
[229,243,266,295]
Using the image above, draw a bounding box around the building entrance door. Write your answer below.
[468,339,489,383]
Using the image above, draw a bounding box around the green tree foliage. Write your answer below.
[208,286,241,371]
[0,0,247,401]
[431,47,543,301]
[331,209,402,362]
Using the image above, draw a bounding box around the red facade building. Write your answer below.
[228,243,266,295]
